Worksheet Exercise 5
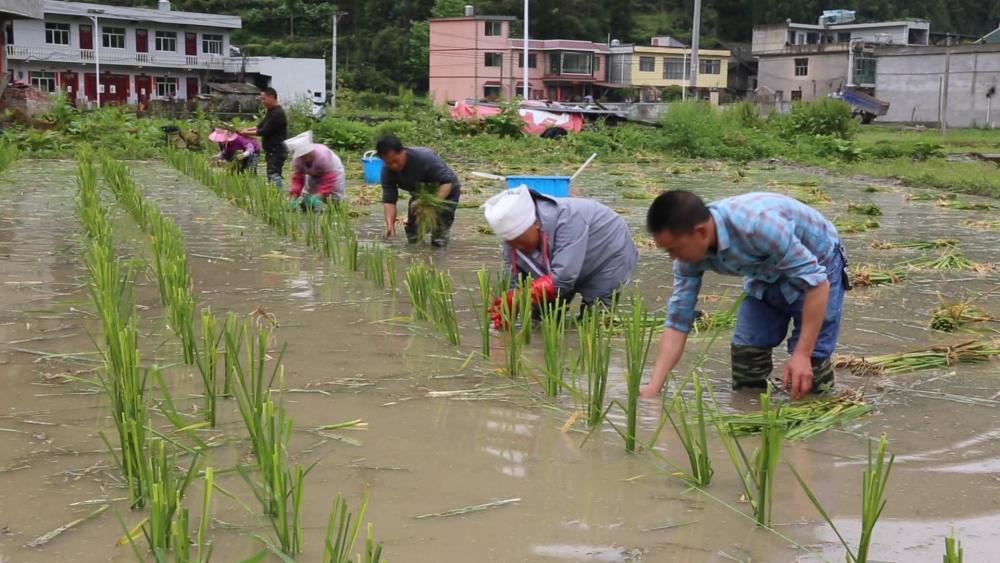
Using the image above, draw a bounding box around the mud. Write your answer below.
[1,158,998,562]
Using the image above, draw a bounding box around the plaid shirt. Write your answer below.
[665,193,839,333]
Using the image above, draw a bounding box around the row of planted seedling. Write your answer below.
[166,150,397,293]
[74,153,382,561]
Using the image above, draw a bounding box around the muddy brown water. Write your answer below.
[1,159,999,562]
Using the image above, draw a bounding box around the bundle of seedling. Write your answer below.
[833,339,1000,376]
[930,299,995,332]
[902,249,985,271]
[792,186,832,205]
[869,239,957,251]
[538,297,571,397]
[719,395,873,441]
[849,264,908,287]
[615,294,655,452]
[936,199,995,211]
[834,217,881,234]
[578,302,614,427]
[847,202,882,216]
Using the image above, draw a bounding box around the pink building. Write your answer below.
[429,13,610,105]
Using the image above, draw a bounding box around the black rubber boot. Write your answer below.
[811,356,835,394]
[731,345,774,390]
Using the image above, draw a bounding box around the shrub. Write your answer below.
[660,85,684,102]
[782,99,857,138]
[312,117,373,152]
[723,101,763,129]
[372,120,417,142]
[868,140,944,161]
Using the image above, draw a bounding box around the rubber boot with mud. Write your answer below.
[811,356,835,394]
[731,345,774,390]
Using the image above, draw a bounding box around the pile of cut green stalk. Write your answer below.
[719,396,873,440]
[834,339,1000,376]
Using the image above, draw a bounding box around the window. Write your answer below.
[560,51,592,74]
[202,33,223,55]
[517,53,537,68]
[699,59,720,74]
[794,58,809,76]
[155,76,177,98]
[790,90,803,101]
[102,26,125,49]
[548,53,560,74]
[663,57,689,80]
[484,52,502,67]
[484,21,502,36]
[155,31,176,52]
[45,22,70,45]
[837,32,852,43]
[31,71,57,93]
[639,56,655,72]
[594,56,600,71]
[483,85,501,98]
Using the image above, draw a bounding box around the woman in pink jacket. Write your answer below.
[284,131,346,210]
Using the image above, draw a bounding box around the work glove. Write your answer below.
[235,150,249,161]
[490,290,516,330]
[288,196,303,210]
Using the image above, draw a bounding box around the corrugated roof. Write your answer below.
[43,0,241,29]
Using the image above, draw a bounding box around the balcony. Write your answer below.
[752,42,852,56]
[5,44,250,72]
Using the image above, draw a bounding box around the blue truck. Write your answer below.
[830,87,890,124]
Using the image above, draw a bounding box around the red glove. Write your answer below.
[530,274,556,305]
[490,290,516,330]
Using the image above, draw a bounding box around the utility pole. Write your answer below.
[689,0,701,98]
[331,11,347,113]
[87,9,104,107]
[523,0,529,100]
[940,45,951,134]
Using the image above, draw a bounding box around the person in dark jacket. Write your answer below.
[376,135,460,247]
[240,87,288,188]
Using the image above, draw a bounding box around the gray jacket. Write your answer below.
[502,192,638,302]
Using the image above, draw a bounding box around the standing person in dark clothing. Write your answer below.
[240,87,288,188]
[376,135,461,247]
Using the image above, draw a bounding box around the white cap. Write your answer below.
[483,185,537,241]
[284,130,314,160]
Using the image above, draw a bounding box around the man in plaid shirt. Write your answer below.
[640,191,849,400]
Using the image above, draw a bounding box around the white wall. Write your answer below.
[11,14,230,55]
[249,57,325,104]
[876,48,1000,127]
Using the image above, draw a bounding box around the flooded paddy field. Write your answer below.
[1,157,999,562]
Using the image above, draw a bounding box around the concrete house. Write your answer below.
[4,0,324,106]
[607,37,730,103]
[429,11,610,104]
[752,11,929,107]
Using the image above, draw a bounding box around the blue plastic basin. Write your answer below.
[505,175,571,198]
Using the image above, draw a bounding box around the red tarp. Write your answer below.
[451,100,584,136]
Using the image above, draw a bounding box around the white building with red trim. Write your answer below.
[3,0,324,106]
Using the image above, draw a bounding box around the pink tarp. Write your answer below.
[451,100,584,136]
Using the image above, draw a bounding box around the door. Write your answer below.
[60,71,78,105]
[185,32,197,56]
[84,73,96,101]
[185,77,199,100]
[79,24,93,50]
[135,74,151,107]
[135,29,148,53]
[108,74,130,105]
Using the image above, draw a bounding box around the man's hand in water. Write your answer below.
[782,353,814,400]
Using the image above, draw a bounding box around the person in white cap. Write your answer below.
[283,131,346,210]
[483,186,639,326]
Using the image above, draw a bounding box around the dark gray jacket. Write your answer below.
[502,192,638,302]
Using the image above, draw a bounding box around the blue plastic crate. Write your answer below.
[505,175,571,198]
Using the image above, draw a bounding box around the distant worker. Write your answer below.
[239,87,288,188]
[283,131,345,210]
[641,191,849,400]
[483,185,638,325]
[208,127,259,174]
[376,135,461,247]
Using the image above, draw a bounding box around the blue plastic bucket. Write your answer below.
[506,175,571,198]
[362,150,384,184]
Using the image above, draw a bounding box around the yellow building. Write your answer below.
[608,38,730,103]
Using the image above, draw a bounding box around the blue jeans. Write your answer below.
[732,248,846,359]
